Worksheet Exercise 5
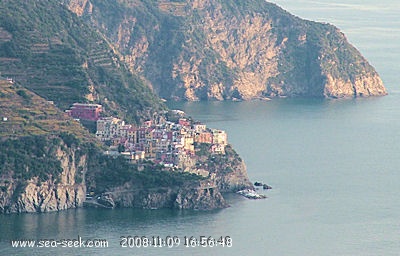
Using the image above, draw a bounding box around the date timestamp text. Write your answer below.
[120,236,232,248]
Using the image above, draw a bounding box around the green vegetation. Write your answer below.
[195,143,211,157]
[194,144,243,177]
[16,90,30,100]
[77,0,238,99]
[217,0,288,16]
[0,136,63,182]
[0,0,164,123]
[84,151,203,194]
[0,81,96,139]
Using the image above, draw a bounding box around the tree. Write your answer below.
[118,144,125,153]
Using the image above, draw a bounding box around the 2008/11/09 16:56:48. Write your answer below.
[120,236,233,248]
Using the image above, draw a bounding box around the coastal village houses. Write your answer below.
[66,103,228,168]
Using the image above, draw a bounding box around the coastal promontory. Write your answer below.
[64,0,387,100]
[0,80,251,213]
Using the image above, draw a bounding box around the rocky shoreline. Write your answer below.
[0,140,253,214]
[84,180,228,211]
[237,189,267,200]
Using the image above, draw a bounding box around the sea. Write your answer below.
[1,0,399,255]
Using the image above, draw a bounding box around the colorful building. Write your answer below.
[93,110,228,167]
[67,103,102,121]
[195,131,213,144]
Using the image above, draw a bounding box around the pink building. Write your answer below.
[68,103,102,121]
[179,118,191,128]
[143,120,152,127]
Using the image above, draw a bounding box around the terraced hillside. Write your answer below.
[0,0,164,123]
[0,79,94,140]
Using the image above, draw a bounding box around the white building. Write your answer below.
[212,129,228,146]
[96,117,125,141]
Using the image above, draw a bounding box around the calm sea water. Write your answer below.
[1,1,399,255]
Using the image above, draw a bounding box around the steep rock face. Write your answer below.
[212,155,253,192]
[174,181,228,210]
[0,144,87,214]
[184,145,254,192]
[3,181,86,213]
[104,181,227,210]
[207,146,253,192]
[65,0,387,100]
[324,73,385,98]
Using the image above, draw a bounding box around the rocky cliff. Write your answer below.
[0,140,87,214]
[102,180,227,210]
[181,145,254,192]
[83,144,251,211]
[64,0,387,100]
[0,81,94,214]
[0,136,231,213]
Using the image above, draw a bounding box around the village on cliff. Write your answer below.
[65,103,269,200]
[65,103,228,169]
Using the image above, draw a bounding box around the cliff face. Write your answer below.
[0,143,87,214]
[0,135,231,213]
[64,0,387,101]
[182,145,254,192]
[174,182,227,210]
[0,80,95,214]
[104,180,227,210]
[207,146,253,192]
[213,154,253,192]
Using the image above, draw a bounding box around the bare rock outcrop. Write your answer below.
[324,73,386,98]
[0,143,87,214]
[3,181,86,213]
[102,181,228,210]
[184,145,254,192]
[174,181,227,210]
